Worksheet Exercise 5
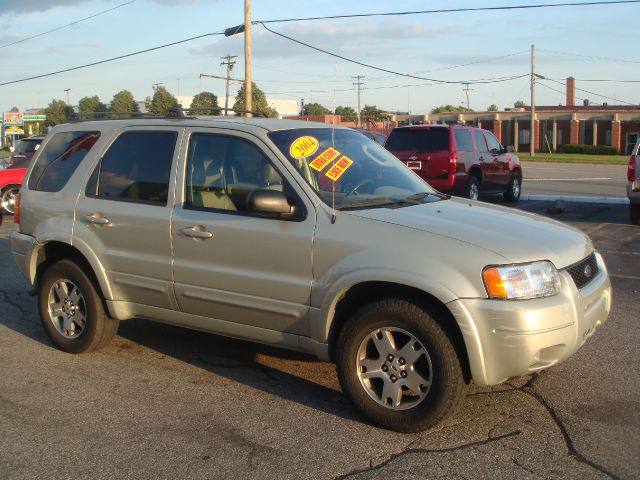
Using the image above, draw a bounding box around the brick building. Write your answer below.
[289,78,640,155]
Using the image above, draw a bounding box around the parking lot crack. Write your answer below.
[0,289,29,320]
[502,373,622,480]
[334,430,521,479]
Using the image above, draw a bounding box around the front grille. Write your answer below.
[565,253,599,290]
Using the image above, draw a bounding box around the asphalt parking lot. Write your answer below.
[0,201,638,480]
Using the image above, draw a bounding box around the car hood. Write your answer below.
[345,198,593,269]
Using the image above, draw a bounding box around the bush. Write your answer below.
[557,144,619,155]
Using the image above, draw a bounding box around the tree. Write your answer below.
[361,104,386,120]
[189,91,219,115]
[9,106,19,113]
[514,100,527,108]
[44,99,74,126]
[233,82,278,118]
[487,104,498,112]
[109,90,139,116]
[335,105,357,118]
[78,95,107,117]
[431,105,471,114]
[149,86,179,115]
[302,102,331,115]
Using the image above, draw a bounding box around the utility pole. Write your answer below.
[244,0,252,116]
[463,83,473,110]
[220,54,238,116]
[530,44,536,157]
[353,75,365,127]
[64,88,71,105]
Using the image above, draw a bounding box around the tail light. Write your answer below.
[628,155,637,182]
[449,149,458,174]
[14,192,20,226]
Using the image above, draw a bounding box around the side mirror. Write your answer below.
[505,145,514,153]
[246,189,296,219]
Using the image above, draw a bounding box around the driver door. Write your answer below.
[171,129,316,336]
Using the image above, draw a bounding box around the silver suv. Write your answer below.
[11,117,611,432]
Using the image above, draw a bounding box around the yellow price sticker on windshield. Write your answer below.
[290,136,319,159]
[310,147,340,171]
[325,156,353,181]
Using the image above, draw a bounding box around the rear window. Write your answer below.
[453,129,474,152]
[385,128,450,152]
[28,131,100,192]
[86,131,177,206]
[15,139,41,154]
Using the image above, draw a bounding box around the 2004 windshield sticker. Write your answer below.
[325,156,353,181]
[290,136,319,159]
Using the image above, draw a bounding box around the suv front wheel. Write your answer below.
[336,298,466,432]
[504,172,521,203]
[38,259,119,353]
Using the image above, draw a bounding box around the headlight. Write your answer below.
[482,261,561,300]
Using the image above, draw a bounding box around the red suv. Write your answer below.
[1,135,46,214]
[384,125,522,201]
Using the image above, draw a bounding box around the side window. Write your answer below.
[453,129,473,152]
[28,131,100,192]
[485,132,502,153]
[473,130,489,153]
[185,133,285,214]
[86,131,177,205]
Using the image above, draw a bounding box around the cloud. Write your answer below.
[0,0,90,14]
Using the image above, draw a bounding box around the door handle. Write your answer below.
[180,226,213,239]
[82,214,110,225]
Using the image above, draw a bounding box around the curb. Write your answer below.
[521,194,630,205]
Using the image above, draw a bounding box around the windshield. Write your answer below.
[268,128,445,210]
[15,139,41,154]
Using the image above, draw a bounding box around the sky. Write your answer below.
[0,0,638,115]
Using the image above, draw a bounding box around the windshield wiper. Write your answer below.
[337,197,421,211]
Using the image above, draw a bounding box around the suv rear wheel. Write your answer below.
[336,298,465,432]
[465,176,480,200]
[38,259,119,353]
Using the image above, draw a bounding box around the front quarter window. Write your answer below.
[268,128,443,210]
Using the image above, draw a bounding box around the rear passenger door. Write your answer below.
[74,127,181,310]
[171,129,315,336]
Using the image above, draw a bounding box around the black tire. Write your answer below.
[38,259,118,353]
[336,298,466,433]
[504,172,522,203]
[1,185,20,215]
[464,176,480,200]
[630,204,640,225]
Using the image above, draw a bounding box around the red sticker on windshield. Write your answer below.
[310,147,340,171]
[325,156,353,181]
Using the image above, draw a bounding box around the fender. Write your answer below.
[0,168,26,190]
[309,267,459,346]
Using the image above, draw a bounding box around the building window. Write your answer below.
[518,129,531,145]
[605,129,611,146]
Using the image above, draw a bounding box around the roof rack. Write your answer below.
[70,106,267,122]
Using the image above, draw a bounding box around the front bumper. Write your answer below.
[448,252,611,386]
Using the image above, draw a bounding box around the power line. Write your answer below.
[0,0,138,50]
[545,77,636,105]
[538,49,640,65]
[256,1,640,24]
[0,32,224,87]
[547,77,640,83]
[258,22,529,85]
